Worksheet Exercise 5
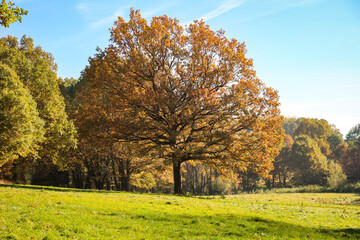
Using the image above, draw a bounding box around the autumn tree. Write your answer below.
[80,9,284,194]
[67,71,154,191]
[0,0,27,28]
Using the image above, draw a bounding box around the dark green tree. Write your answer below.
[346,123,360,145]
[341,123,360,181]
[271,134,294,187]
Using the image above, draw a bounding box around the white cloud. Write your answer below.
[199,0,247,22]
[89,9,124,29]
[76,1,172,29]
[237,0,323,23]
[75,2,87,11]
[181,0,247,26]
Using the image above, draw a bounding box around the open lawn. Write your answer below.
[0,185,359,239]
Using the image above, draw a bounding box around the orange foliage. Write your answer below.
[79,9,284,193]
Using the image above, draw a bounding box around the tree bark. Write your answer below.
[173,160,183,194]
[121,176,130,191]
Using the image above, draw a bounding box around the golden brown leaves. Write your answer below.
[79,8,284,185]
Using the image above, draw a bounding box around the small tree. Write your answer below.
[327,160,346,188]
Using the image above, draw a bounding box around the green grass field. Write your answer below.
[1,185,359,239]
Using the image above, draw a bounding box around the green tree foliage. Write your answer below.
[282,117,301,138]
[0,0,27,28]
[59,77,79,100]
[290,135,328,185]
[294,118,333,144]
[341,145,360,181]
[294,118,340,158]
[0,36,76,163]
[327,160,346,188]
[0,63,44,166]
[341,123,360,182]
[0,36,76,184]
[327,132,343,153]
[346,123,360,144]
[271,134,294,187]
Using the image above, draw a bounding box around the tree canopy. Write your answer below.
[0,36,76,166]
[0,63,44,166]
[290,135,328,185]
[0,0,27,28]
[78,9,284,194]
[346,123,360,144]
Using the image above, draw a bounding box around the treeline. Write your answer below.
[0,35,76,185]
[1,35,358,194]
[2,10,288,195]
[261,118,359,190]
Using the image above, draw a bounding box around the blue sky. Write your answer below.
[2,0,360,136]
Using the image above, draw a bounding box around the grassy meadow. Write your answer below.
[1,185,359,239]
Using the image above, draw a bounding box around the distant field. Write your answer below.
[1,185,359,239]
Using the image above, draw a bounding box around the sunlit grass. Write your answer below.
[1,184,359,239]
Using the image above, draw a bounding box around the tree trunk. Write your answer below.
[173,160,183,194]
[208,168,213,195]
[121,176,130,191]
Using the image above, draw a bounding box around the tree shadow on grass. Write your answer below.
[153,213,360,239]
[0,183,114,194]
[1,184,360,239]
[351,197,360,205]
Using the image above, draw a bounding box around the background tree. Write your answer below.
[181,162,234,195]
[345,123,360,144]
[271,133,294,187]
[0,63,44,166]
[80,9,284,194]
[294,118,333,157]
[290,135,328,185]
[282,117,301,138]
[327,160,346,188]
[341,145,360,181]
[0,0,27,28]
[341,123,360,181]
[0,36,76,183]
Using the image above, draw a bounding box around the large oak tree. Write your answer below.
[80,9,284,194]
